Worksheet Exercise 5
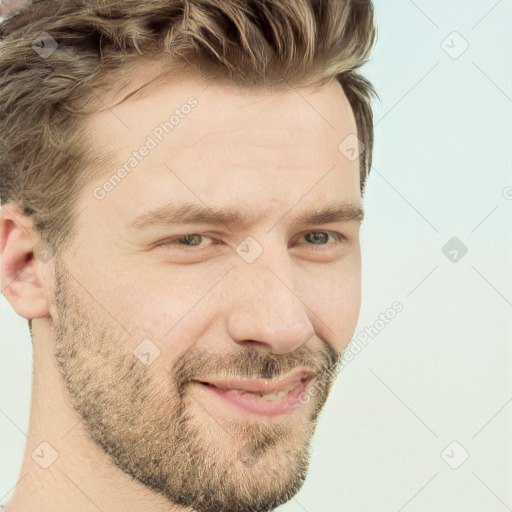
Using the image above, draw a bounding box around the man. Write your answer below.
[0,0,377,510]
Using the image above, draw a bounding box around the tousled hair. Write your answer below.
[0,0,378,255]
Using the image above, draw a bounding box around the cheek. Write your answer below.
[88,248,361,362]
[116,267,228,358]
[298,258,361,351]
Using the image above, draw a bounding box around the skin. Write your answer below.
[0,65,363,512]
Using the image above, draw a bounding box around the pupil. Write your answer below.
[184,234,202,246]
[306,232,328,244]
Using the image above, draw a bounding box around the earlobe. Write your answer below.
[0,203,52,320]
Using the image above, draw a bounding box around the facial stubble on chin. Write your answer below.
[50,258,342,512]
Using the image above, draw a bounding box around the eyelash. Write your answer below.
[155,231,346,252]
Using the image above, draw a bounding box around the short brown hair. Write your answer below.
[0,0,378,255]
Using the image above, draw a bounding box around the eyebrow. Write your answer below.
[127,200,364,231]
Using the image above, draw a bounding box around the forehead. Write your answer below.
[78,65,361,231]
[87,61,357,157]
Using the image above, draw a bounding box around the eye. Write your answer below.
[155,233,217,250]
[301,231,345,247]
[153,230,347,258]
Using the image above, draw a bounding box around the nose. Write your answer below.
[226,258,315,355]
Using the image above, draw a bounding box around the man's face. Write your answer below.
[50,70,363,512]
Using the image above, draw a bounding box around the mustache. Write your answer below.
[171,340,341,392]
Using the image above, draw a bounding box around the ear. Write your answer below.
[0,203,53,320]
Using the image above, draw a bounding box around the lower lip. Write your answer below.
[193,379,310,417]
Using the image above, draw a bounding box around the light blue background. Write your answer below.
[1,1,511,510]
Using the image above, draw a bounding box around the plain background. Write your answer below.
[1,1,511,510]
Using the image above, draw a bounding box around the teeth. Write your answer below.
[227,383,296,401]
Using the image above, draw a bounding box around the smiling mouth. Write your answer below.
[199,380,303,401]
[195,369,312,396]
[191,371,313,416]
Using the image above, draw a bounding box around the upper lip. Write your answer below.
[196,370,313,394]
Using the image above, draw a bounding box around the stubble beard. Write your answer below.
[50,259,340,512]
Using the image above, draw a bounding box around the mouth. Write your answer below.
[191,371,313,417]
